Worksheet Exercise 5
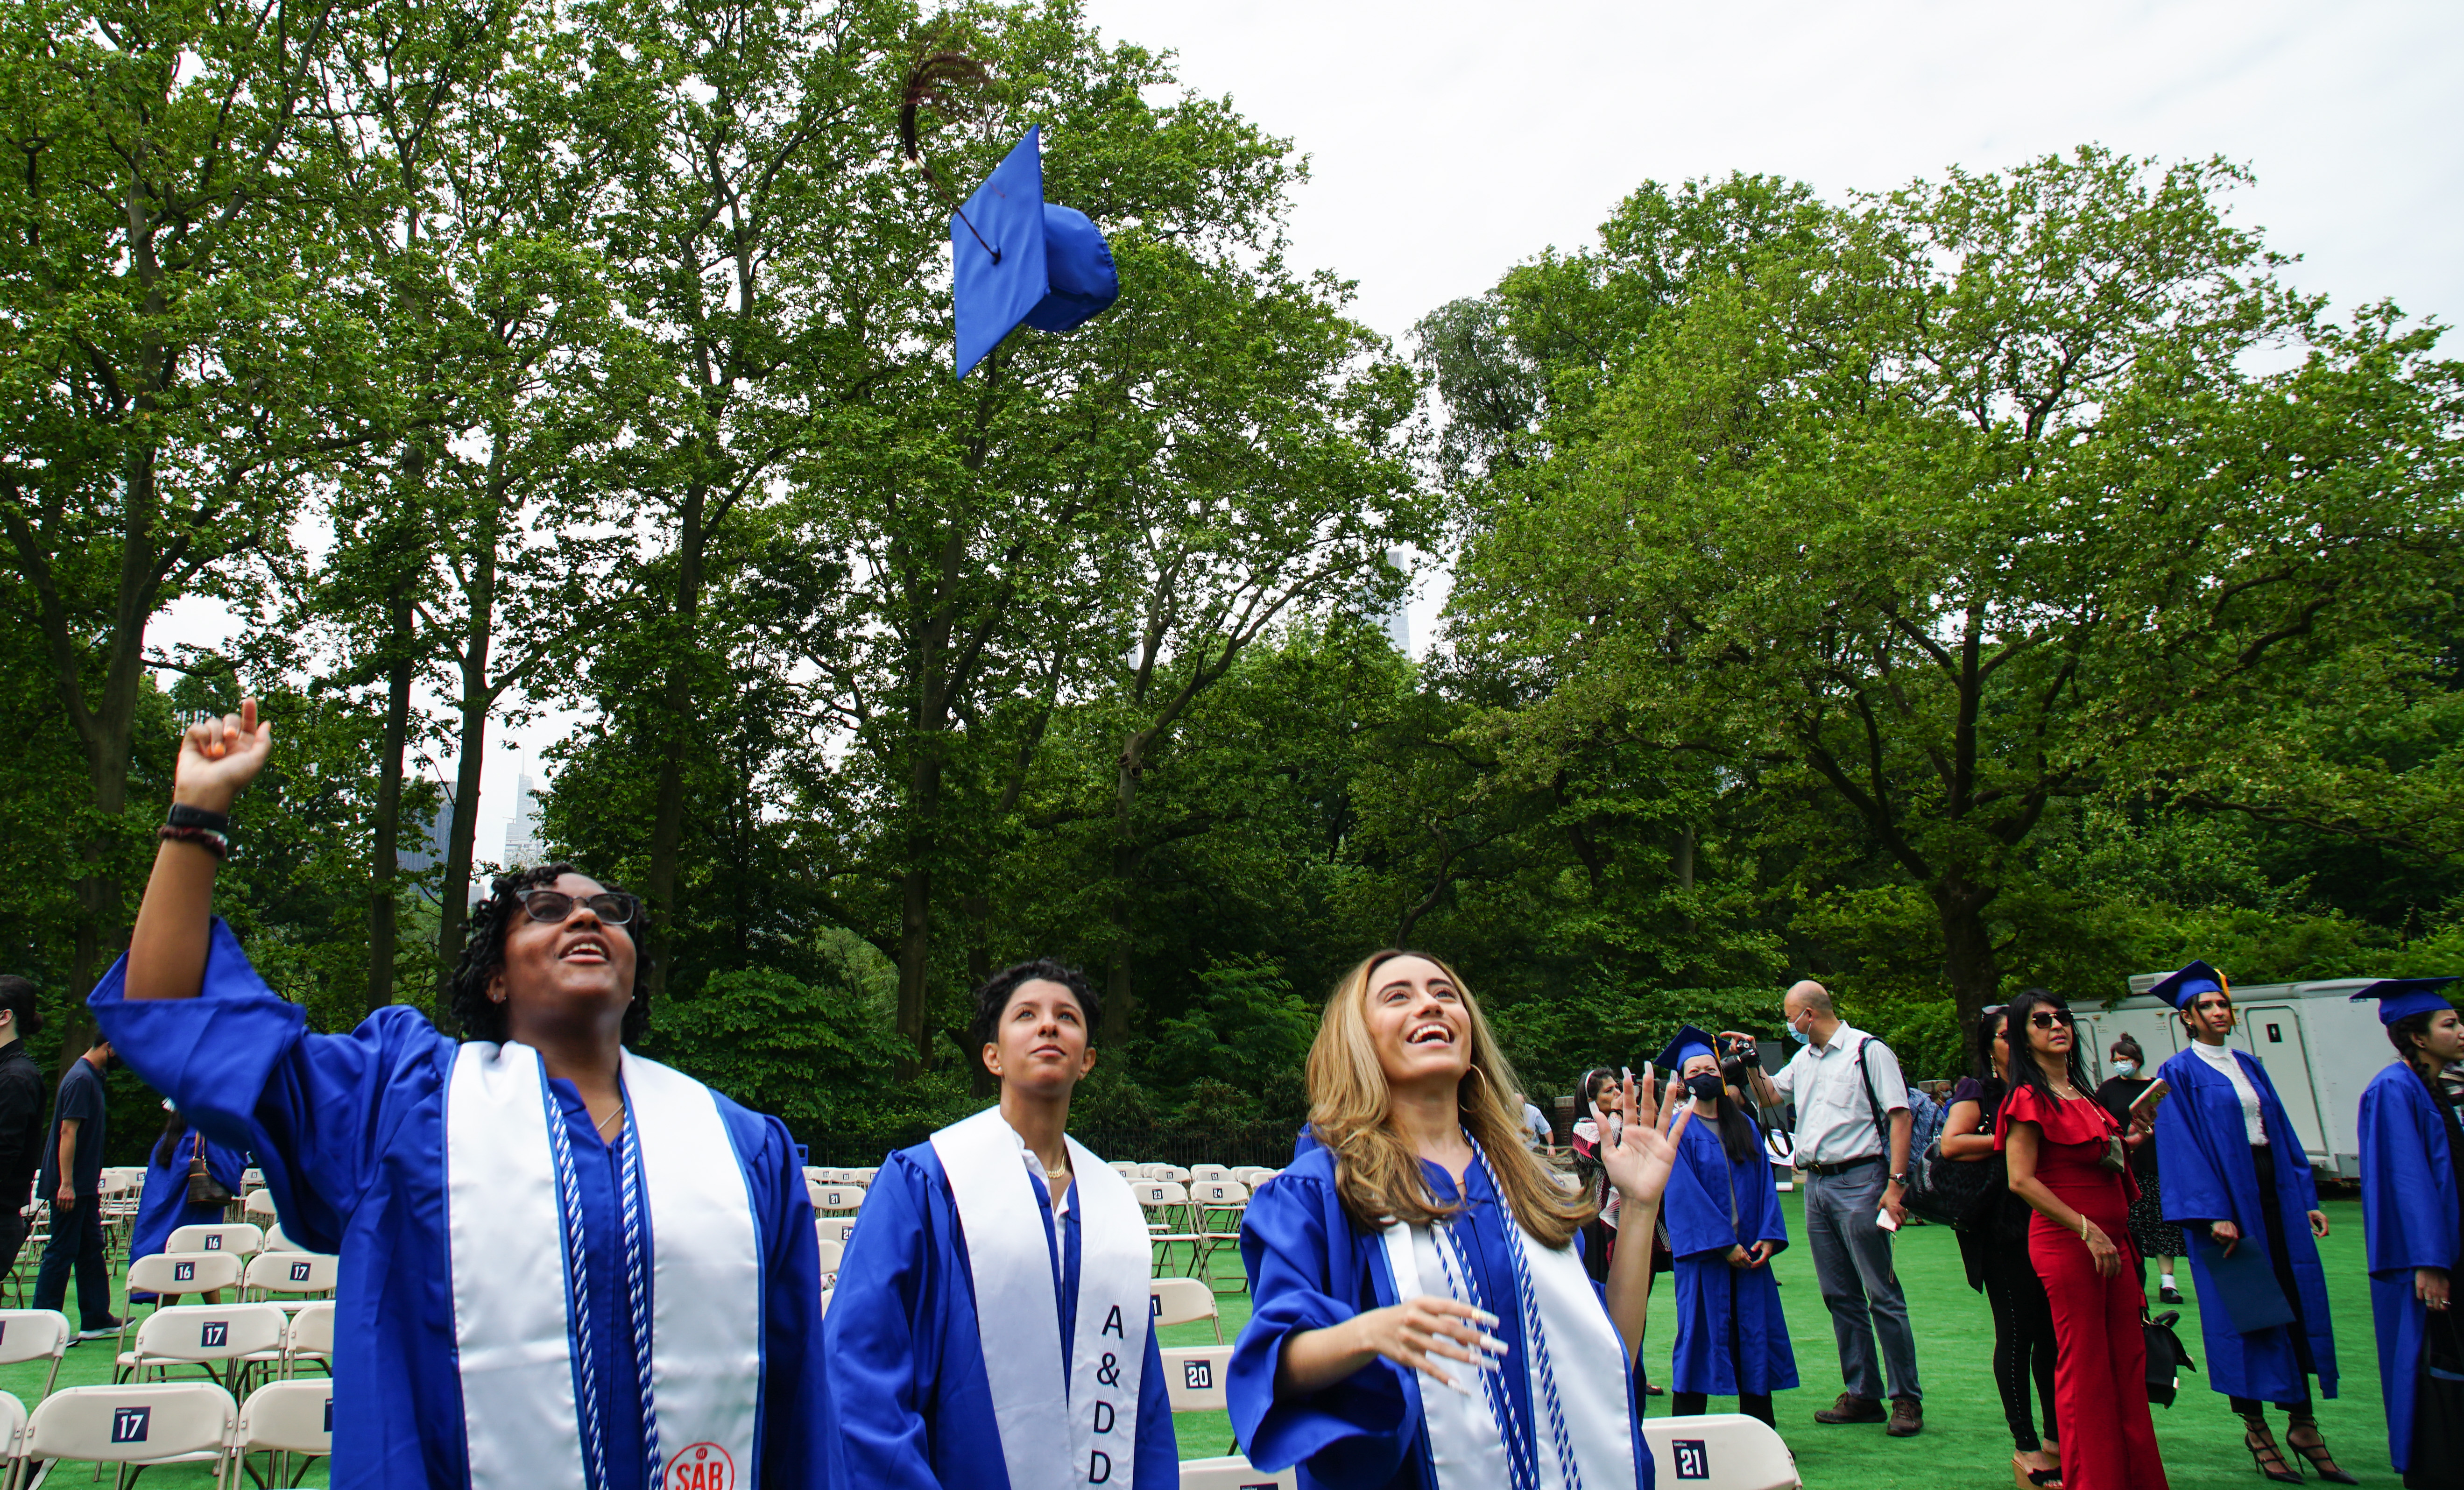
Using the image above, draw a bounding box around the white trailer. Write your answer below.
[2077,974,2399,1178]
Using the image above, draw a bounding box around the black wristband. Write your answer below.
[167,803,232,833]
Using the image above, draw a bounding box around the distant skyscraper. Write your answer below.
[1378,548,1411,655]
[503,772,546,868]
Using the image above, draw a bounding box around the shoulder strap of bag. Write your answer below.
[1854,1036,1889,1147]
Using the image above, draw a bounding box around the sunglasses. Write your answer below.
[2028,1010,2076,1030]
[515,888,638,926]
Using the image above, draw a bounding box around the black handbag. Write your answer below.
[2412,1305,2464,1489]
[185,1136,233,1207]
[2143,1309,2197,1408]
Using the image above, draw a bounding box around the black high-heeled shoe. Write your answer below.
[2284,1422,2357,1485]
[2244,1425,2303,1485]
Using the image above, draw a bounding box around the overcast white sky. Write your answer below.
[162,0,2464,855]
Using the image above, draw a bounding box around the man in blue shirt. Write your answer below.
[34,1031,117,1339]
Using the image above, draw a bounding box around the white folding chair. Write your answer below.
[1186,1180,1248,1279]
[126,1304,287,1395]
[261,1225,306,1254]
[818,1217,858,1247]
[241,1192,278,1223]
[850,1167,879,1185]
[1148,1278,1222,1344]
[0,1308,72,1401]
[164,1224,265,1261]
[242,1252,338,1308]
[117,1253,247,1376]
[1132,1183,1197,1275]
[1178,1455,1296,1488]
[23,1381,238,1490]
[282,1303,334,1380]
[0,1388,23,1487]
[234,1377,332,1488]
[811,1186,866,1215]
[1160,1345,1235,1413]
[1642,1413,1802,1490]
[1108,1161,1142,1178]
[1187,1164,1231,1183]
[813,1239,842,1290]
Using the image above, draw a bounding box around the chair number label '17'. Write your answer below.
[111,1407,151,1444]
[292,1262,313,1281]
[1673,1440,1710,1480]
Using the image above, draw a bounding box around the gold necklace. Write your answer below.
[1042,1158,1069,1181]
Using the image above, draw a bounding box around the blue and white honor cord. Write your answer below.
[542,1075,664,1490]
[1428,1137,1586,1490]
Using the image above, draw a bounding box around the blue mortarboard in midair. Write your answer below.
[2147,959,2226,1012]
[1652,1024,1719,1074]
[951,127,1119,380]
[2348,976,2459,1025]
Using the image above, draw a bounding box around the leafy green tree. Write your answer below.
[1448,148,2462,1031]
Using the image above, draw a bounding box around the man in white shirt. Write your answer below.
[1745,980,1922,1435]
[1516,1091,1552,1153]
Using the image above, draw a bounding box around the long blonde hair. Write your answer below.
[1306,950,1592,1249]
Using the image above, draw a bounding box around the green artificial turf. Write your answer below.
[0,1201,2395,1487]
[1157,1197,2400,1488]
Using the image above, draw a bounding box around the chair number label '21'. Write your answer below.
[1672,1440,1710,1480]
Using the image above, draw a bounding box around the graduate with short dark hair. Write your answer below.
[2148,961,2350,1485]
[821,959,1175,1490]
[2351,977,2464,1487]
[97,701,826,1490]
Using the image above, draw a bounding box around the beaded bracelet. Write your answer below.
[157,824,229,861]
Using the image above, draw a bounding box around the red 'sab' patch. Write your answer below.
[666,1442,735,1490]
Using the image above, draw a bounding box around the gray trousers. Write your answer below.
[1803,1161,1921,1401]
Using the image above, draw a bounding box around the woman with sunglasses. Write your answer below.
[95,702,826,1490]
[1942,1006,2062,1489]
[1996,989,2167,1490]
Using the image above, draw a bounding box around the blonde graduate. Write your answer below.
[1231,949,1687,1490]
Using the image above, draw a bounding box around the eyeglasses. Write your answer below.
[2028,1010,2076,1030]
[515,888,638,926]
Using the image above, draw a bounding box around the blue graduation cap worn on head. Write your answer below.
[1652,1024,1719,1074]
[2147,959,2225,1012]
[951,127,1119,380]
[2348,976,2459,1025]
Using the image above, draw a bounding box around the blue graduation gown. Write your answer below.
[819,1142,1175,1489]
[2357,1062,2459,1472]
[88,919,827,1490]
[2153,1044,2338,1402]
[1228,1145,1652,1490]
[127,1131,248,1302]
[1663,1116,1796,1398]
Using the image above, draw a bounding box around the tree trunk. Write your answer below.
[642,481,706,1007]
[1674,824,1695,892]
[367,579,415,1012]
[1931,873,2002,1037]
[433,468,502,1035]
[894,732,944,1072]
[1103,751,1140,1044]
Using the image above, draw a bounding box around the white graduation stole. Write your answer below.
[1380,1211,1641,1490]
[931,1106,1149,1490]
[445,1041,762,1490]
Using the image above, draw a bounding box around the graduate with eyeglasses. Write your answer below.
[2147,961,2350,1486]
[2351,977,2464,1487]
[94,701,826,1490]
[821,960,1175,1490]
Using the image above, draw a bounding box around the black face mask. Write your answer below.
[1685,1073,1726,1103]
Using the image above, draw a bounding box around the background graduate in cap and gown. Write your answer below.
[2147,960,2353,1485]
[93,702,827,1490]
[2351,976,2464,1486]
[821,958,1174,1490]
[1653,1025,1795,1426]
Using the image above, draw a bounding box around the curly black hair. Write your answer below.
[2003,988,2091,1111]
[967,958,1099,1069]
[449,863,651,1045]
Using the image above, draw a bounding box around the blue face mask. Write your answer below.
[1787,1018,1811,1045]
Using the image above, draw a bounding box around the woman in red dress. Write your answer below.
[1997,988,2169,1490]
